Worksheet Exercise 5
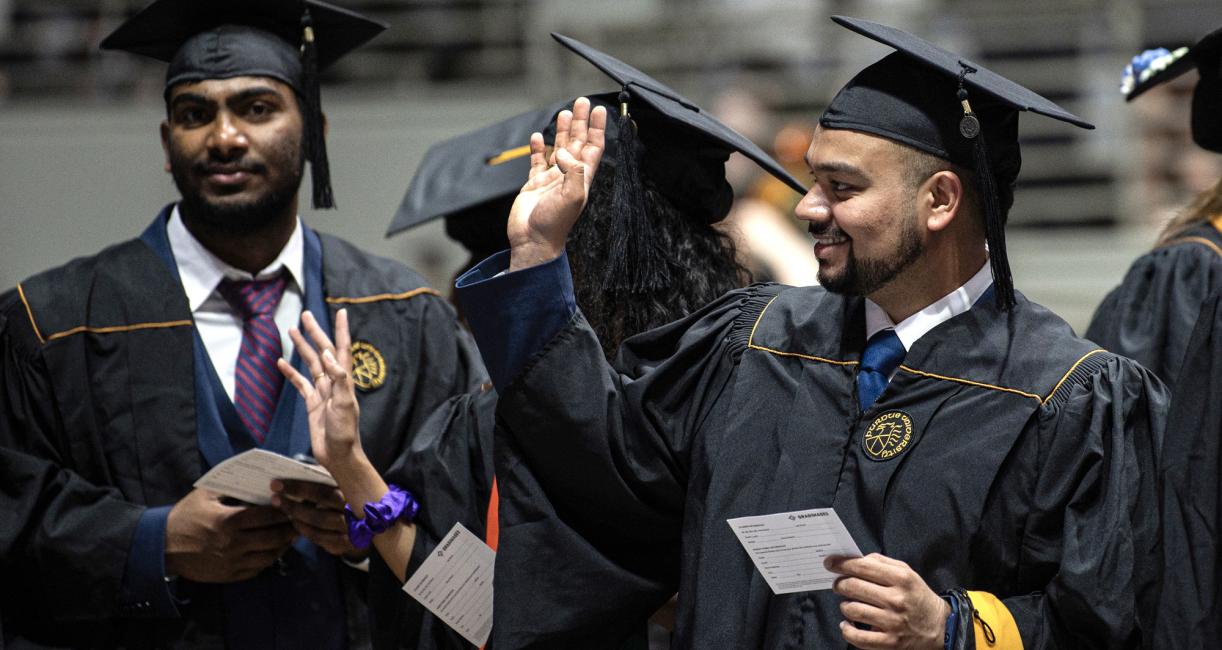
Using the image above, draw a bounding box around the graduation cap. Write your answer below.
[1120,27,1222,153]
[100,0,388,210]
[391,35,806,292]
[822,16,1094,309]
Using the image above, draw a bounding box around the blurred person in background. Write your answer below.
[290,36,807,646]
[0,1,485,647]
[1087,29,1222,391]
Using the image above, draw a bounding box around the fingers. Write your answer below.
[556,147,587,204]
[227,504,292,530]
[552,109,572,163]
[566,97,591,158]
[528,132,548,180]
[278,358,316,402]
[583,105,607,176]
[273,479,346,510]
[335,308,352,369]
[833,575,895,610]
[825,553,906,587]
[839,599,897,629]
[300,311,337,364]
[288,326,323,387]
[234,522,299,553]
[838,620,893,650]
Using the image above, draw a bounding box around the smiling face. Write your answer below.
[161,75,305,233]
[795,126,931,296]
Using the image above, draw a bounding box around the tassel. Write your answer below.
[957,66,1015,310]
[602,88,670,293]
[300,6,335,209]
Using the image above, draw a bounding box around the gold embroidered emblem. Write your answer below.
[350,341,386,391]
[861,410,914,461]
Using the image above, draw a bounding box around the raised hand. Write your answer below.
[278,309,364,477]
[507,97,607,272]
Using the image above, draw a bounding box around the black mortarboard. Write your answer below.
[100,0,387,210]
[387,100,571,247]
[1120,27,1222,153]
[822,16,1094,309]
[390,35,806,293]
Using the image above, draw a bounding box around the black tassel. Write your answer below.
[957,66,1015,310]
[602,89,669,293]
[300,6,335,209]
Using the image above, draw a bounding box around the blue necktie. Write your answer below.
[857,329,905,412]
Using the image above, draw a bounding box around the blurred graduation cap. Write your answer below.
[100,0,388,210]
[390,33,806,292]
[821,16,1094,309]
[1120,27,1222,153]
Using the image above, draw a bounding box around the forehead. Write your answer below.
[805,125,908,176]
[167,75,296,102]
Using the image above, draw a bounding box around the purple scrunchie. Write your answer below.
[343,484,420,550]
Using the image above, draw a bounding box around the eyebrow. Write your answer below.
[169,86,283,109]
[803,156,866,178]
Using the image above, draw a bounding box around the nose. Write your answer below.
[794,183,831,226]
[206,111,248,160]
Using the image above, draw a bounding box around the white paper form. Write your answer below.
[404,522,495,647]
[727,508,863,594]
[193,448,336,505]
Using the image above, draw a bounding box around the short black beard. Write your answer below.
[170,139,304,235]
[821,210,924,296]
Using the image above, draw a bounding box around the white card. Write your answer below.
[404,522,495,647]
[193,448,336,505]
[727,508,863,594]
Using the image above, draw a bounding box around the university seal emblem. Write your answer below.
[350,341,386,391]
[861,410,914,461]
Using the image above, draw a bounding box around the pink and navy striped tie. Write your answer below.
[217,273,289,443]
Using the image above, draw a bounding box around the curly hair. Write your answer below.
[567,164,747,360]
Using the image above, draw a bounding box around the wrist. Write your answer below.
[343,484,420,549]
[509,242,564,272]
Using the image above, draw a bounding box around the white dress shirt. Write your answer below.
[864,261,993,377]
[166,206,304,401]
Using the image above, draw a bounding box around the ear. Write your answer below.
[922,170,964,233]
[160,121,172,173]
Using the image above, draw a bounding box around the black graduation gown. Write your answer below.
[491,283,1167,649]
[1152,292,1222,648]
[0,218,485,648]
[1086,219,1222,389]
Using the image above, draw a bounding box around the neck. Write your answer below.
[179,201,298,275]
[867,239,987,324]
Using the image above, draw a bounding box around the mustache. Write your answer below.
[194,159,267,175]
[808,222,848,239]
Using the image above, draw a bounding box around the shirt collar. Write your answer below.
[864,260,993,351]
[166,204,305,312]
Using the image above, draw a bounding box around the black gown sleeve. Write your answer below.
[987,354,1166,649]
[488,285,774,649]
[1085,239,1222,388]
[1152,293,1222,649]
[0,296,146,621]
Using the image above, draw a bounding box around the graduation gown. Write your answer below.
[0,210,485,648]
[471,274,1167,649]
[1152,292,1222,648]
[1086,218,1222,389]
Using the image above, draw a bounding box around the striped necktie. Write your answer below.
[217,273,289,442]
[857,328,905,412]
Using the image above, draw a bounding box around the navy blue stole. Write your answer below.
[141,209,348,650]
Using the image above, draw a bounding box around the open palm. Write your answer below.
[506,97,607,271]
[278,309,363,473]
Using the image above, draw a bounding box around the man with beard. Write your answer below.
[0,1,484,648]
[453,17,1167,650]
